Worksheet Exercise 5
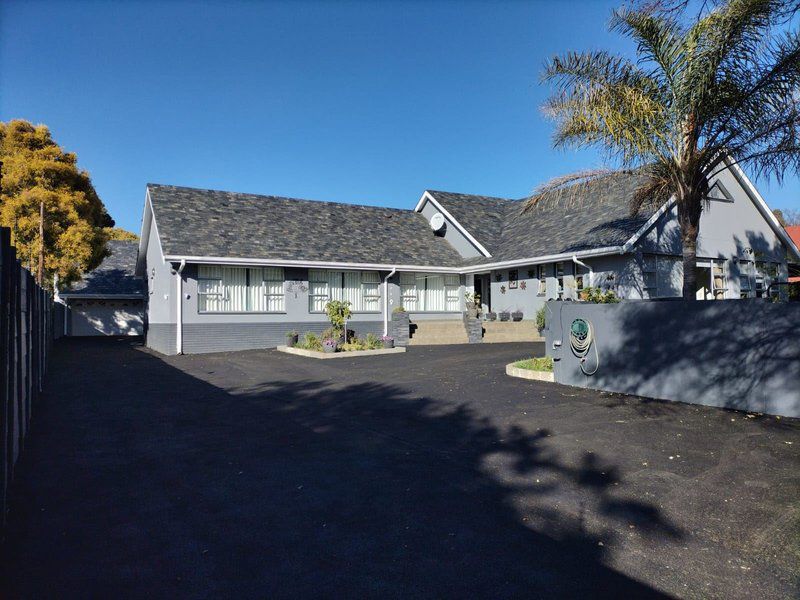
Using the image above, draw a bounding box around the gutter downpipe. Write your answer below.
[572,255,593,288]
[176,259,186,354]
[383,267,397,336]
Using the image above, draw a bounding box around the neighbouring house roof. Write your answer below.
[62,240,145,297]
[147,184,466,267]
[787,226,800,282]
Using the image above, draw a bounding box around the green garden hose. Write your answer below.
[570,318,599,376]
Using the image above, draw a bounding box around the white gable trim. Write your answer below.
[621,197,676,254]
[136,189,168,276]
[414,191,492,258]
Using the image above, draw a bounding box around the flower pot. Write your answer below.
[511,312,523,322]
[323,345,336,353]
[285,334,299,347]
[382,339,395,349]
[487,312,497,321]
[499,312,510,322]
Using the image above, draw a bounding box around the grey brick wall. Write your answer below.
[181,321,383,354]
[390,312,410,347]
[146,323,177,355]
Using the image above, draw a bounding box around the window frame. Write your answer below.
[536,265,546,295]
[197,266,286,314]
[308,269,382,314]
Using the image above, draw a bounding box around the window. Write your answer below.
[739,260,753,298]
[642,254,681,299]
[198,266,285,313]
[755,262,780,299]
[399,272,460,312]
[308,270,382,312]
[555,262,565,296]
[643,255,657,296]
[712,261,727,300]
[536,265,546,295]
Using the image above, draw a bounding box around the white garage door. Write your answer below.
[70,299,145,336]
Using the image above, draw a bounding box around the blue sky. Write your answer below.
[2,0,798,233]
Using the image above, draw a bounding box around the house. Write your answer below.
[59,240,146,336]
[135,158,800,354]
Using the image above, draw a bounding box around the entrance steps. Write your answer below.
[482,321,543,343]
[408,320,469,345]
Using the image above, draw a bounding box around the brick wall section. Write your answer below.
[390,311,410,347]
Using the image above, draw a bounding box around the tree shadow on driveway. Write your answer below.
[1,339,680,598]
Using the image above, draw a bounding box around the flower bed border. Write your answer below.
[505,362,555,382]
[277,345,406,359]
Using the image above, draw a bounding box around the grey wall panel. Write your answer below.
[419,199,483,258]
[146,323,177,355]
[144,213,175,324]
[182,321,384,354]
[545,299,800,417]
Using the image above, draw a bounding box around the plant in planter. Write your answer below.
[487,311,497,321]
[535,306,546,333]
[511,310,523,322]
[380,335,395,348]
[322,338,338,353]
[285,330,299,347]
[464,291,481,318]
[325,300,352,341]
[392,306,406,313]
[499,310,510,322]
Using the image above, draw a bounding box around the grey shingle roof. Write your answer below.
[63,240,145,296]
[146,174,656,270]
[428,174,655,265]
[426,190,512,255]
[147,184,466,267]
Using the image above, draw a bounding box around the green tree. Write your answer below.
[0,119,114,287]
[105,227,139,241]
[529,0,800,299]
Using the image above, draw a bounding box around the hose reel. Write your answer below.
[570,318,599,376]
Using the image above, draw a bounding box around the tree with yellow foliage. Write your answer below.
[0,119,114,287]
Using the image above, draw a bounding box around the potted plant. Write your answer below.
[285,330,299,347]
[322,338,338,353]
[499,310,510,322]
[464,291,481,318]
[511,310,523,322]
[487,311,497,321]
[380,335,395,349]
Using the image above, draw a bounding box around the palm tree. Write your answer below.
[529,0,800,299]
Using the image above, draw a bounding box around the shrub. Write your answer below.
[298,332,322,351]
[579,287,620,304]
[392,306,406,313]
[535,306,546,331]
[286,330,298,337]
[325,300,352,337]
[364,332,382,349]
[514,356,554,372]
[341,340,367,352]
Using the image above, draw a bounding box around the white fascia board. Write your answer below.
[162,255,463,274]
[620,197,677,254]
[725,157,800,262]
[415,191,493,258]
[459,246,624,274]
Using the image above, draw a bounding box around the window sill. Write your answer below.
[197,311,287,315]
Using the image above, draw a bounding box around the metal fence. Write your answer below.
[1,226,60,529]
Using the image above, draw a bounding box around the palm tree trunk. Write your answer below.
[678,191,702,301]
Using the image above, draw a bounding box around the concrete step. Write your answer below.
[409,320,469,345]
[481,320,542,343]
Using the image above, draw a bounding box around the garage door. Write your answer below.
[70,299,145,336]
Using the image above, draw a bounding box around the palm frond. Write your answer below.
[523,169,626,212]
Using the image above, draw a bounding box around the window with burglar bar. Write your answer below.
[308,270,381,312]
[198,266,284,313]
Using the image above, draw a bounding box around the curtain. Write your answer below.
[198,265,284,312]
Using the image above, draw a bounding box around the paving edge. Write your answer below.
[505,363,555,382]
[277,345,407,359]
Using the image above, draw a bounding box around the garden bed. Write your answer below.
[505,356,554,382]
[277,345,406,359]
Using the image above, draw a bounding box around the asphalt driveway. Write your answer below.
[2,338,799,598]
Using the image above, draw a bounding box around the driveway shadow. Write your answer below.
[1,338,677,598]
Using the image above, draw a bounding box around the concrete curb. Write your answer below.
[277,345,407,359]
[505,363,555,382]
